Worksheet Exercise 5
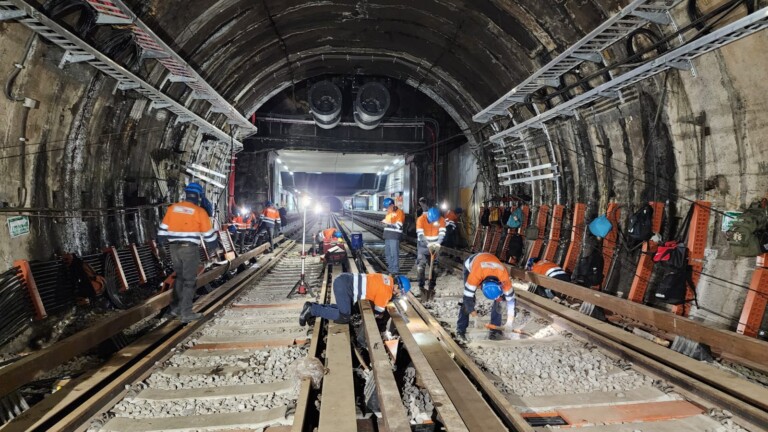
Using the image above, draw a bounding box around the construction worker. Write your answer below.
[381,197,405,275]
[258,200,281,251]
[416,207,445,301]
[278,203,288,231]
[443,207,463,247]
[526,258,570,298]
[157,183,219,323]
[299,273,411,326]
[457,252,515,341]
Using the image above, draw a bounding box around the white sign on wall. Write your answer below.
[8,216,30,238]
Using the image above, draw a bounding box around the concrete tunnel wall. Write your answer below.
[0,0,767,329]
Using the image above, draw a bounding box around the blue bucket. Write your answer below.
[350,233,363,251]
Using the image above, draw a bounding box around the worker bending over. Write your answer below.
[443,207,462,248]
[381,197,405,275]
[416,207,446,301]
[299,273,411,326]
[457,253,515,341]
[258,200,281,251]
[526,258,570,298]
[157,183,219,323]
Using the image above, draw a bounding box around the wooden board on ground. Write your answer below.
[135,381,292,401]
[388,308,469,432]
[102,406,290,431]
[359,300,411,432]
[318,322,357,431]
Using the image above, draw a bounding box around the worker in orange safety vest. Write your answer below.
[456,252,514,341]
[415,207,445,301]
[157,182,219,323]
[381,197,405,275]
[258,200,282,252]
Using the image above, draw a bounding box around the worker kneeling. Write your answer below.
[457,253,515,342]
[299,273,411,326]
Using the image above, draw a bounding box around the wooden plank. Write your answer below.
[515,289,768,427]
[524,400,702,426]
[513,268,768,370]
[359,301,411,432]
[389,308,469,431]
[318,322,357,431]
[135,381,292,401]
[407,294,535,432]
[190,339,309,350]
[291,265,328,432]
[102,406,290,432]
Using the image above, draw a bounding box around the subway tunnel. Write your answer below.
[1,0,768,430]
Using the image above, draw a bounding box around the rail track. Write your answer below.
[0,216,321,431]
[342,210,767,432]
[1,211,766,431]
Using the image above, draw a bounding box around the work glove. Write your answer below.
[428,243,441,253]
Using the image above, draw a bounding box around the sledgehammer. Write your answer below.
[485,323,533,337]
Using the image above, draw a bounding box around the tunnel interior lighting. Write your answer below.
[314,204,323,214]
[441,202,448,211]
[289,172,294,176]
[239,207,249,216]
[301,195,312,207]
[276,158,282,163]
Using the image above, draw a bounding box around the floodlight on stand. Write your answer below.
[314,204,323,214]
[301,195,312,207]
[441,202,448,211]
[239,207,249,216]
[184,168,226,188]
[189,163,227,179]
[288,192,313,298]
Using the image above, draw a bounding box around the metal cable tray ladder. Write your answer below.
[0,0,246,148]
[80,0,256,131]
[473,0,684,123]
[488,7,768,144]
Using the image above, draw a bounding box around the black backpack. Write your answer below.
[653,243,698,306]
[480,207,491,227]
[627,204,654,244]
[501,207,512,226]
[506,234,524,264]
[573,252,604,288]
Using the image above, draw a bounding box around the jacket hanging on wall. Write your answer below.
[726,200,768,257]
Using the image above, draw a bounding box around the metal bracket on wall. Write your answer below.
[81,0,256,134]
[473,0,684,123]
[0,0,246,148]
[488,8,768,144]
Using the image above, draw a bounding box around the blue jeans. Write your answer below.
[385,239,400,274]
[310,274,354,321]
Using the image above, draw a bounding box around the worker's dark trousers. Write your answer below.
[310,273,354,321]
[416,244,438,289]
[169,242,200,317]
[444,225,457,248]
[259,223,275,248]
[384,238,400,274]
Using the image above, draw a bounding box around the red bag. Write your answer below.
[653,241,687,269]
[653,241,678,263]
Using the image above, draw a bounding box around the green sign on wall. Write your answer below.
[8,216,30,238]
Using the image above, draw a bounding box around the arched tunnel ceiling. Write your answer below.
[135,0,624,128]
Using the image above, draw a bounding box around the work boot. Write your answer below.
[488,331,505,341]
[334,314,351,325]
[418,286,427,300]
[180,312,203,323]
[165,308,180,319]
[299,302,315,327]
[456,332,469,343]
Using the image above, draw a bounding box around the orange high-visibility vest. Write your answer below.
[463,253,512,299]
[158,201,216,245]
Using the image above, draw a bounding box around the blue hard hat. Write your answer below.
[395,275,411,294]
[185,182,204,195]
[334,231,343,239]
[455,207,464,214]
[426,207,441,223]
[526,257,538,271]
[264,200,273,207]
[480,277,503,300]
[383,198,394,208]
